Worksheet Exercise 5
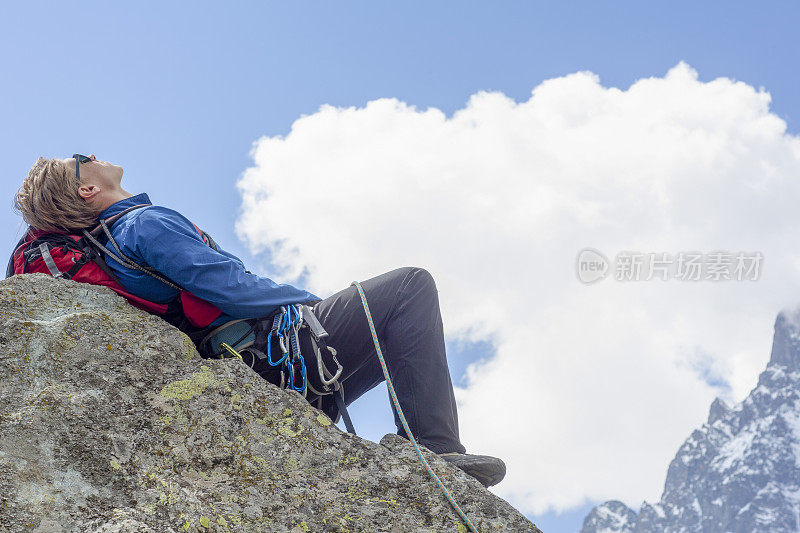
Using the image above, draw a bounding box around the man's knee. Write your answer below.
[411,266,436,287]
[377,267,438,300]
[398,266,437,296]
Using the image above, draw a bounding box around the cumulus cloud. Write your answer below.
[236,62,800,514]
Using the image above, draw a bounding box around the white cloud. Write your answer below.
[236,62,800,514]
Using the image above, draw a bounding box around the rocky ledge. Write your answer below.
[0,274,540,532]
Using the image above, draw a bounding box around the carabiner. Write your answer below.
[287,354,307,393]
[266,329,288,367]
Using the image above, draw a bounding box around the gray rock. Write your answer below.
[0,274,541,532]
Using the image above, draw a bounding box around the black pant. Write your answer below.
[252,267,466,455]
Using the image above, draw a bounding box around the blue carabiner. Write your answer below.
[266,329,288,367]
[267,311,289,367]
[288,305,300,331]
[287,352,307,392]
[290,325,302,359]
[278,306,288,334]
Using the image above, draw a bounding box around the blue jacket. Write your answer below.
[98,193,320,326]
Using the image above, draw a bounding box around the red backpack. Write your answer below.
[7,205,223,336]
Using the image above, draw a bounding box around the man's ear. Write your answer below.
[78,184,101,202]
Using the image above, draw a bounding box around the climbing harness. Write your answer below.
[351,280,478,533]
[201,304,356,435]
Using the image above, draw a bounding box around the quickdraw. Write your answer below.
[213,304,355,433]
[262,304,310,394]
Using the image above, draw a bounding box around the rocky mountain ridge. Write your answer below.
[580,312,800,533]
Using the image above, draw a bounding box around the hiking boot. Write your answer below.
[438,452,506,487]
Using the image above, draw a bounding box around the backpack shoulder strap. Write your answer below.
[86,204,151,240]
[83,204,219,293]
[192,224,219,251]
[5,231,30,279]
[81,205,183,291]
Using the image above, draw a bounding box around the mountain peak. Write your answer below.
[768,309,800,371]
[582,310,800,532]
[707,397,731,425]
[580,500,637,533]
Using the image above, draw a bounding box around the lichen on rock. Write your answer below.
[0,274,540,532]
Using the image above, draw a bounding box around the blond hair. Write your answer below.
[14,157,99,232]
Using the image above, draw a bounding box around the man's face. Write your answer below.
[63,154,124,189]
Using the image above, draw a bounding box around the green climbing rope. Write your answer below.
[351,280,479,533]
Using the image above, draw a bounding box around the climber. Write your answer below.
[11,154,506,487]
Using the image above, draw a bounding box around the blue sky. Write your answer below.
[3,2,799,531]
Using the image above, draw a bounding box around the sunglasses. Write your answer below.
[72,153,93,184]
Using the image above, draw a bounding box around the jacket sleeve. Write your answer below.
[127,206,321,318]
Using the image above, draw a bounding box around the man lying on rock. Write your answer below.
[11,154,506,487]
